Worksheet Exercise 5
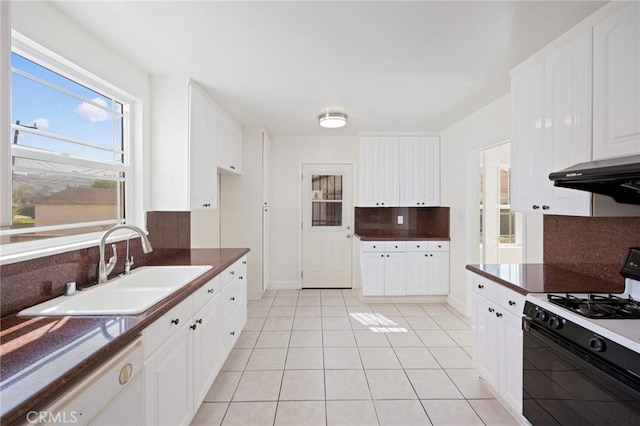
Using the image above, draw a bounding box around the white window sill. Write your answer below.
[0,229,146,266]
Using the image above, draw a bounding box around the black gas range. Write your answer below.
[522,248,640,426]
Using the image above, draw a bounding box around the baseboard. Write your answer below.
[267,280,300,290]
[447,295,468,317]
[356,288,449,304]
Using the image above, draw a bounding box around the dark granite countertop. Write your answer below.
[466,263,626,296]
[355,234,450,242]
[0,248,249,425]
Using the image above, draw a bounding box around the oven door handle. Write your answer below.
[523,317,640,396]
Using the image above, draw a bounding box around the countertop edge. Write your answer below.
[355,235,451,242]
[465,264,529,296]
[1,248,250,425]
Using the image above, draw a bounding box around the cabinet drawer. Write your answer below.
[496,285,526,315]
[192,276,221,313]
[222,256,248,287]
[471,275,498,300]
[361,242,385,252]
[384,241,406,252]
[142,297,192,358]
[406,241,429,252]
[428,241,449,252]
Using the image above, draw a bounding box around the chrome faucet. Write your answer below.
[98,224,153,283]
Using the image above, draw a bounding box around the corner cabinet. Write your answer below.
[593,2,640,160]
[471,274,524,418]
[360,241,449,297]
[143,256,247,425]
[151,78,218,211]
[359,136,440,207]
[510,30,592,216]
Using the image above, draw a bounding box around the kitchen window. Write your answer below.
[0,34,139,260]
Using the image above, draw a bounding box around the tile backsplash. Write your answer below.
[0,211,190,317]
[544,215,640,284]
[355,207,450,239]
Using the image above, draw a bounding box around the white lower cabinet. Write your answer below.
[471,274,524,416]
[143,256,247,426]
[361,241,449,296]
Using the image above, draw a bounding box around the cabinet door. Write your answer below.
[427,252,449,295]
[361,252,385,295]
[472,294,499,390]
[399,136,422,206]
[543,30,592,216]
[593,3,640,160]
[262,131,271,206]
[218,111,243,174]
[419,137,440,206]
[359,137,381,206]
[511,61,545,213]
[384,252,406,295]
[406,251,428,295]
[378,137,400,207]
[192,296,220,409]
[189,83,218,210]
[145,328,193,426]
[499,312,523,415]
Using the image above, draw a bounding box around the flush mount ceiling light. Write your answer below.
[318,112,348,128]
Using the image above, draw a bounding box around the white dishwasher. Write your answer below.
[28,337,144,426]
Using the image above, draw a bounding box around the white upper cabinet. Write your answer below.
[359,135,440,207]
[593,2,640,160]
[399,136,440,206]
[217,110,243,174]
[359,136,399,207]
[511,31,592,216]
[151,78,218,211]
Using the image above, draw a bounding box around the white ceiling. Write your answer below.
[51,0,606,137]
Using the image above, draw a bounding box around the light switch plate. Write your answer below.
[397,215,404,225]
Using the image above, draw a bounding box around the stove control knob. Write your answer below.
[549,317,563,329]
[534,310,548,322]
[588,337,606,353]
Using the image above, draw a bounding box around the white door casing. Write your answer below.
[301,163,353,288]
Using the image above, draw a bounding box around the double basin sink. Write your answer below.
[18,265,213,317]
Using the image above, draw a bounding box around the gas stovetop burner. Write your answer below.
[547,293,640,319]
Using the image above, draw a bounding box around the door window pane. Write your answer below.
[311,175,343,227]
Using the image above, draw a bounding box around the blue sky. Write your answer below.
[11,53,122,163]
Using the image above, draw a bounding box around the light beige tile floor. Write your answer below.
[193,289,520,426]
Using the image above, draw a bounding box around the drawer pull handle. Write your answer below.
[508,300,516,306]
[478,284,484,289]
[208,288,215,294]
[171,318,179,325]
[488,307,494,313]
[230,297,236,301]
[243,261,247,264]
[230,331,235,336]
[197,318,203,324]
[230,271,235,275]
[190,324,197,330]
[373,245,376,248]
[239,276,244,280]
[417,245,420,248]
[496,312,503,318]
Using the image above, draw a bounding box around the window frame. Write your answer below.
[0,32,144,264]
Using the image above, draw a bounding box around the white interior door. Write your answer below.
[302,164,353,288]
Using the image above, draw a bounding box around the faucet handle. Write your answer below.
[125,256,134,274]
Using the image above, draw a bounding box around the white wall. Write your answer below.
[270,136,359,287]
[440,94,543,316]
[11,1,152,223]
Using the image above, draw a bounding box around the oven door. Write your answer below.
[522,318,640,426]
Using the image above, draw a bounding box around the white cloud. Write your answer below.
[32,118,49,129]
[75,97,109,123]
